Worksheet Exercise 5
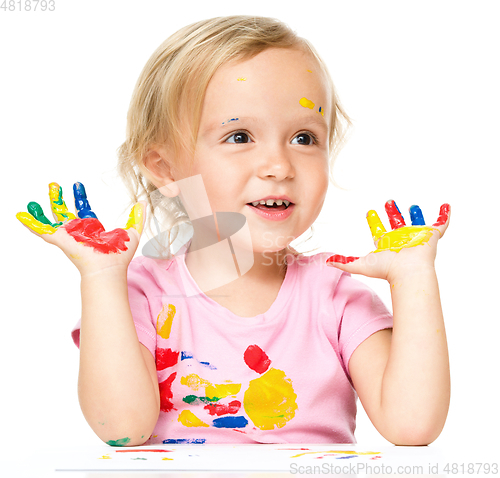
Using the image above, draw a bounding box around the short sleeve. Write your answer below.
[333,272,393,382]
[70,258,158,359]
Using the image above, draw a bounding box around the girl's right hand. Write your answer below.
[16,182,146,277]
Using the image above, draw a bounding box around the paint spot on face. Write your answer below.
[244,345,271,374]
[106,437,131,447]
[63,219,130,254]
[237,78,246,81]
[319,106,324,116]
[159,372,177,412]
[307,69,312,73]
[178,409,209,427]
[156,304,176,339]
[221,117,239,125]
[299,97,315,109]
[243,368,297,430]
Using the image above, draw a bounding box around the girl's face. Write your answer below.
[188,47,331,254]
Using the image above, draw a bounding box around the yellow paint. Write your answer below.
[290,450,380,458]
[299,97,315,109]
[156,304,175,339]
[98,455,111,459]
[162,457,174,460]
[48,182,76,222]
[366,210,437,252]
[180,373,212,391]
[178,409,209,427]
[243,368,297,430]
[237,77,246,81]
[306,69,312,73]
[206,383,241,400]
[16,212,57,235]
[125,203,144,235]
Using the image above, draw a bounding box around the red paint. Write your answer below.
[385,200,406,229]
[244,345,271,374]
[279,448,310,450]
[432,203,450,226]
[326,254,359,264]
[116,449,174,453]
[159,372,177,412]
[63,218,129,254]
[156,348,179,371]
[204,400,241,416]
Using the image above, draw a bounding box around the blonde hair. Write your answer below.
[117,15,352,264]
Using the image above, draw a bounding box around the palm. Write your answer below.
[16,182,145,275]
[327,200,450,281]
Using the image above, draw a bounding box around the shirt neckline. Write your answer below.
[173,239,297,325]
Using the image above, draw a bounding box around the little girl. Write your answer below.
[17,15,450,446]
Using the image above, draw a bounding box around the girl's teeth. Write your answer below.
[250,199,290,207]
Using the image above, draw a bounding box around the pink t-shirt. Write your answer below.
[71,244,393,444]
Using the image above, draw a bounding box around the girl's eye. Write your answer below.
[226,132,252,144]
[291,133,316,145]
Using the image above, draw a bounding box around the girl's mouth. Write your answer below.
[246,202,295,221]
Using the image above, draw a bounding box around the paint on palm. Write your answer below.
[155,304,297,441]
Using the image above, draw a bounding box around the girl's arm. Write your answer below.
[348,266,449,445]
[328,202,451,445]
[79,266,160,446]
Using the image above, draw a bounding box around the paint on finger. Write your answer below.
[409,205,425,226]
[27,202,62,227]
[73,182,98,219]
[125,203,144,235]
[326,254,359,264]
[385,200,406,229]
[48,182,76,222]
[16,211,58,235]
[432,203,450,226]
[366,210,387,242]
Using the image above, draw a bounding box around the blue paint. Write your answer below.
[180,352,216,370]
[199,361,216,370]
[163,438,206,444]
[73,182,97,219]
[409,205,425,226]
[337,455,357,459]
[181,351,194,360]
[212,416,248,428]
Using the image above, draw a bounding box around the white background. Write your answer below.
[1,0,499,465]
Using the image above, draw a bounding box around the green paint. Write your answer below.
[27,202,62,227]
[132,458,147,460]
[183,395,219,404]
[106,437,131,447]
[55,186,64,205]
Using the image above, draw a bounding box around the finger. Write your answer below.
[27,201,62,227]
[73,182,98,219]
[366,210,386,242]
[385,200,406,229]
[16,211,58,235]
[432,203,450,227]
[409,205,426,226]
[48,182,77,223]
[326,254,368,276]
[125,202,146,236]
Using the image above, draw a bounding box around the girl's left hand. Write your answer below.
[326,200,450,283]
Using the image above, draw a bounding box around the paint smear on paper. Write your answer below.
[157,304,176,339]
[163,438,206,444]
[299,97,315,109]
[244,345,271,374]
[116,449,174,453]
[63,218,130,254]
[106,437,131,447]
[156,348,180,371]
[290,450,380,458]
[212,416,248,428]
[98,455,111,459]
[244,368,297,430]
[162,457,174,460]
[159,372,177,412]
[178,409,209,427]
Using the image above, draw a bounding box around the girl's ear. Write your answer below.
[142,146,180,197]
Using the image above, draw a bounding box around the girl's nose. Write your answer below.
[257,144,295,181]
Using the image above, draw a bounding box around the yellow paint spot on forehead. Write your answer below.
[307,69,312,73]
[237,78,246,81]
[299,97,315,109]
